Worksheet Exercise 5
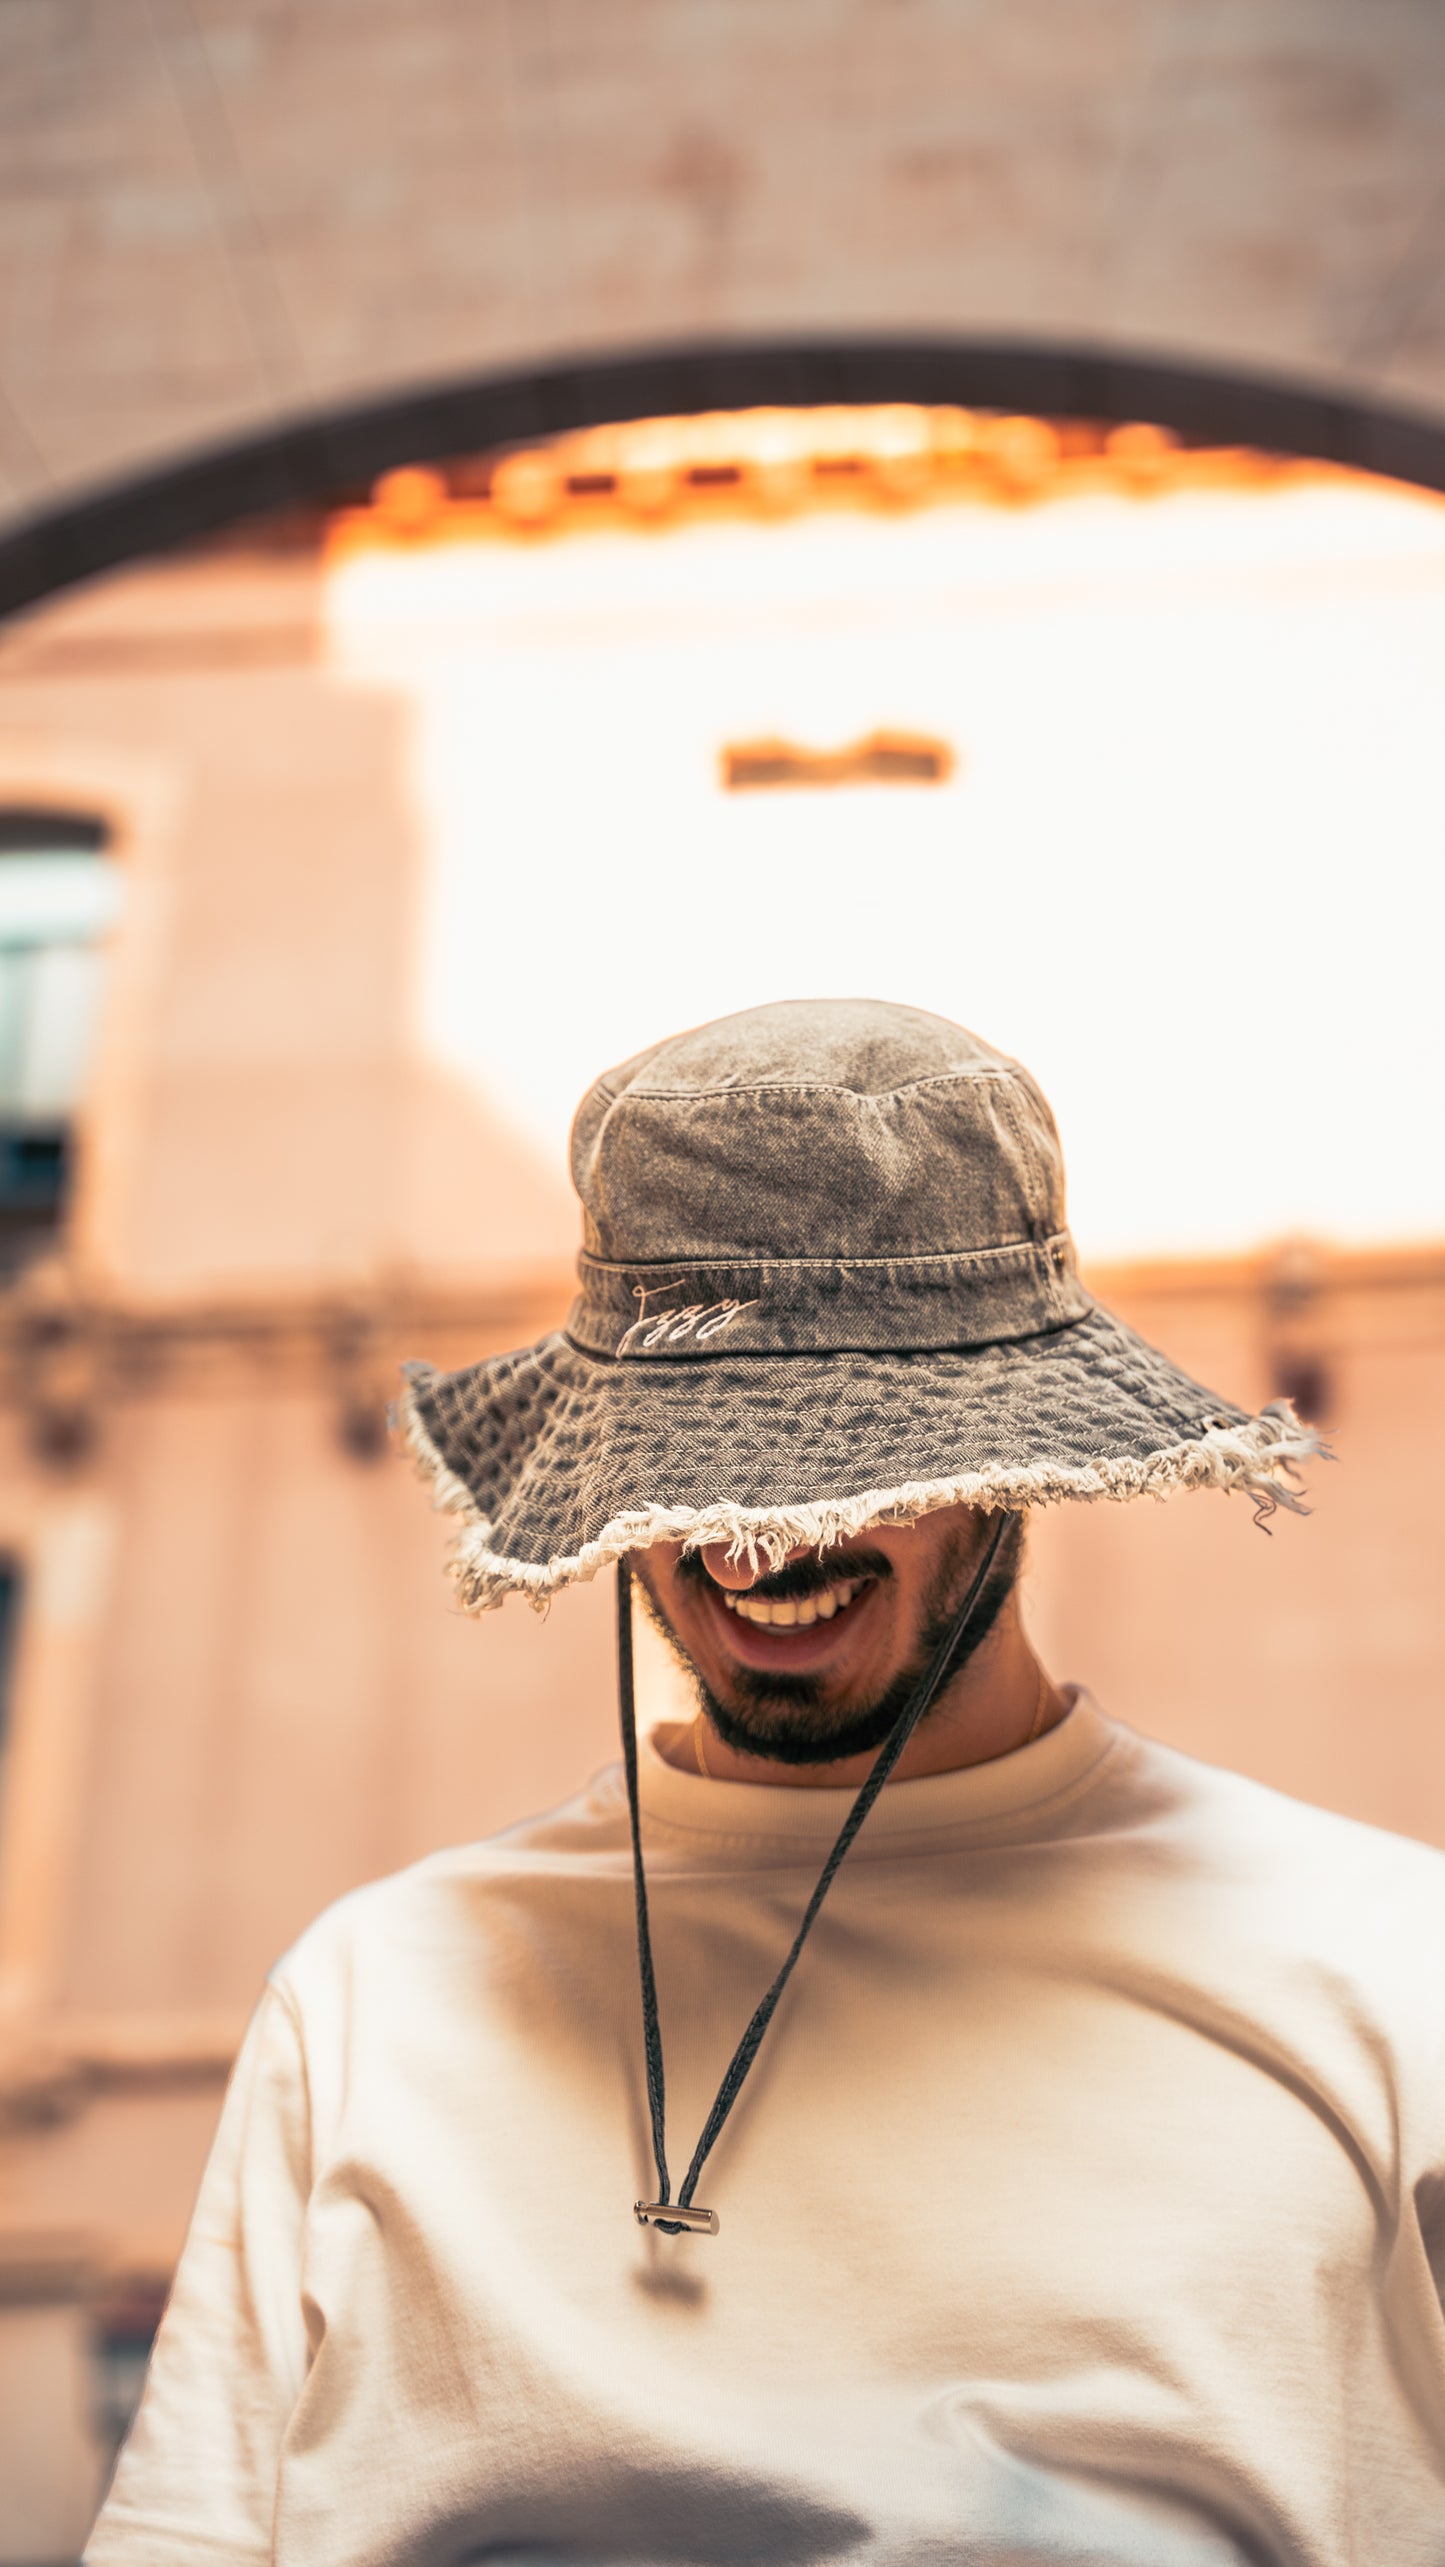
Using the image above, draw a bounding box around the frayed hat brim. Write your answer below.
[397,1310,1325,1615]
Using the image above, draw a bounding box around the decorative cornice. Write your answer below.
[0,1264,575,1464]
[329,400,1356,561]
[0,2011,246,2127]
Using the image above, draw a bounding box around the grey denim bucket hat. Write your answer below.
[401,999,1320,1611]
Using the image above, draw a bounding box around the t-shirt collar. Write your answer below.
[635,1688,1119,1847]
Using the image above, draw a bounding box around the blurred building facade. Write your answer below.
[0,427,1440,2556]
[0,511,620,2560]
[2,5,1443,2555]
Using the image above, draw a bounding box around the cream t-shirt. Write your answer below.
[88,1696,1445,2564]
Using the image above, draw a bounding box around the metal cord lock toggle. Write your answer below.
[634,2199,719,2235]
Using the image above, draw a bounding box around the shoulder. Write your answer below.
[269,1759,630,2018]
[1125,1726,1445,1907]
[1110,1723,1445,2033]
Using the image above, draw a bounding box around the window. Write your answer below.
[0,811,120,1267]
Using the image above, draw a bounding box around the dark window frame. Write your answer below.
[0,809,115,1267]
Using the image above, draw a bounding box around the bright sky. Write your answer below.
[325,468,1445,1261]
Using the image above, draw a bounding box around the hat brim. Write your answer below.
[398,1305,1322,1614]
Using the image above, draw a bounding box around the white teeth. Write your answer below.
[727,1578,863,1629]
[731,1594,773,1625]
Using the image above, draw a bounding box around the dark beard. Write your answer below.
[643,1516,1023,1769]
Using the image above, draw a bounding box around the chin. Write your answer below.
[702,1690,902,1768]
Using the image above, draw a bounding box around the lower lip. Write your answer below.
[699,1576,879,1671]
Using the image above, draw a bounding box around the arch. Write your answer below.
[3,336,1444,622]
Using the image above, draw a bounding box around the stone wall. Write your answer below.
[3,0,1445,565]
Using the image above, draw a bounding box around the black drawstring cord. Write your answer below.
[617,1561,672,2208]
[618,1512,1010,2235]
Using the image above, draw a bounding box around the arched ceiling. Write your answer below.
[3,0,1445,607]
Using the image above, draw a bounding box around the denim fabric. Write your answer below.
[566,1001,1092,1360]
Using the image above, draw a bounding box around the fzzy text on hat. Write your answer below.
[400,999,1321,1612]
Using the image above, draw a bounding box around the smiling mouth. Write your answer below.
[718,1576,872,1631]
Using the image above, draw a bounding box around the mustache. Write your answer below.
[678,1545,894,1605]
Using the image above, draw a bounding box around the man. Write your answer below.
[89,1000,1445,2565]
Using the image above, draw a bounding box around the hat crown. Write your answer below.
[571,998,1068,1267]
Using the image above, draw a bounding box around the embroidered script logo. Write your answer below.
[616,1280,760,1356]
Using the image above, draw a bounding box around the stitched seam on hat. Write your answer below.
[592,1068,1025,1105]
[558,1310,1104,1370]
[577,1239,1075,1278]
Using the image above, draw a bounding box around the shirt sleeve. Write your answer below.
[85,1980,314,2564]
